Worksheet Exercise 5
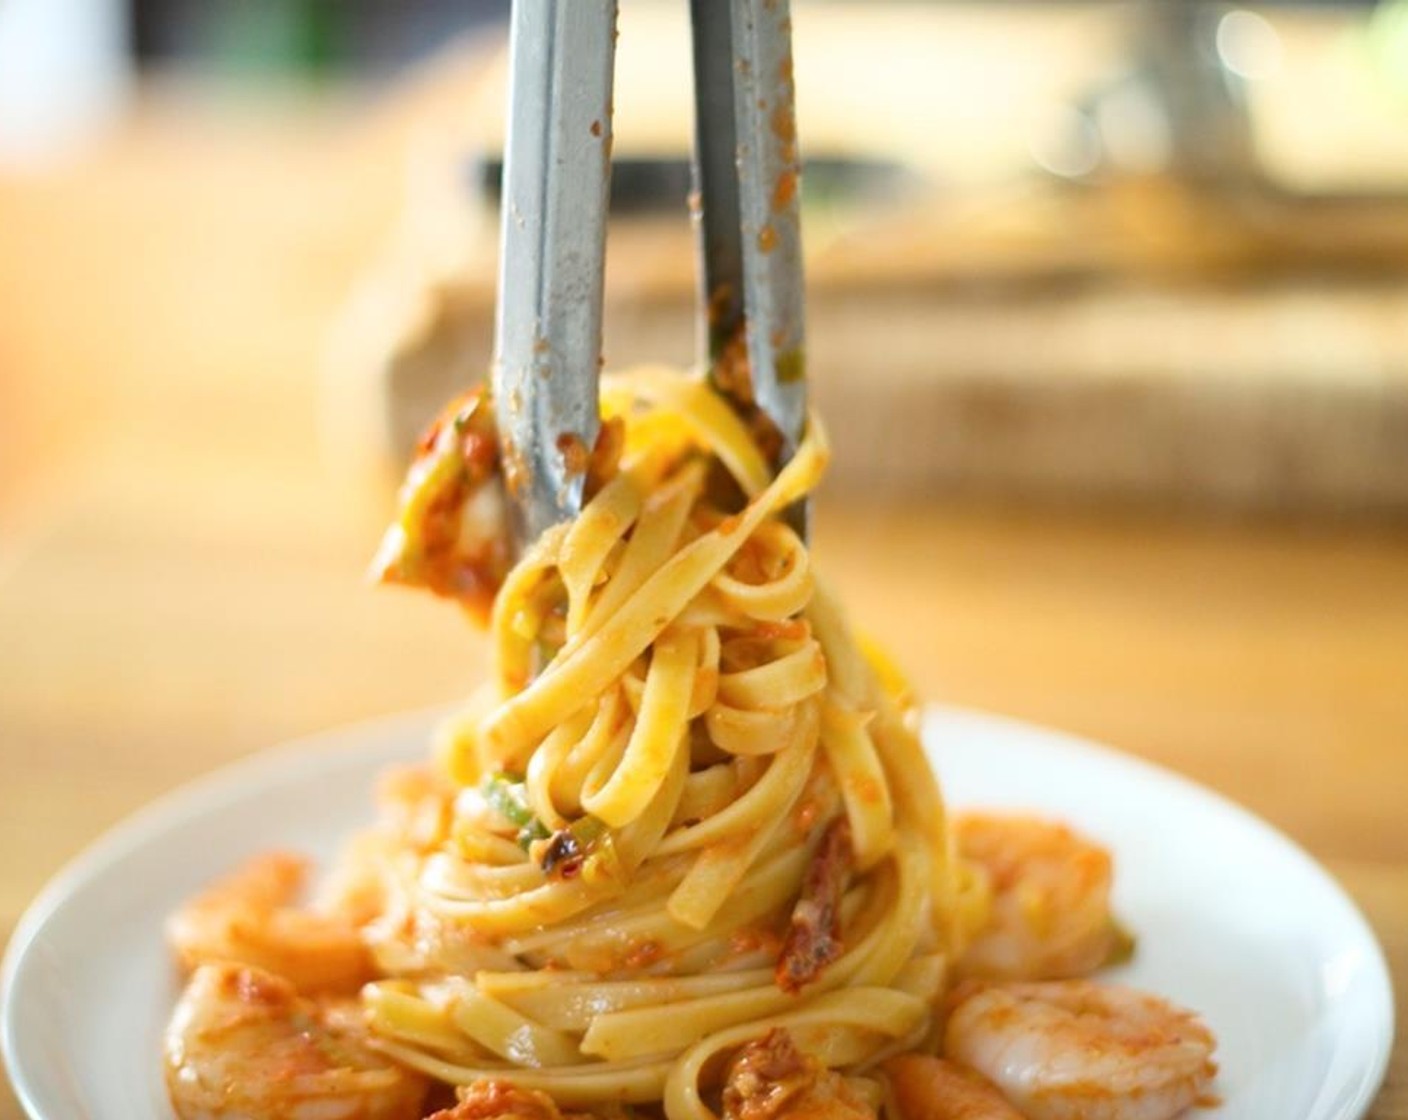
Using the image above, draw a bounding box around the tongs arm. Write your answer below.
[493,1,618,546]
[690,0,807,468]
[492,0,807,550]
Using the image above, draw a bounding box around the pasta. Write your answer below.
[162,366,1217,1120]
[363,367,957,1116]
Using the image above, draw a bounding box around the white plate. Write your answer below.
[2,707,1394,1120]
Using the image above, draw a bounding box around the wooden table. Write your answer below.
[1,92,1404,1120]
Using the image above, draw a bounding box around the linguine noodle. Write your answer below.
[358,367,968,1117]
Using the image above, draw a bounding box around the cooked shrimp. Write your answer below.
[368,385,511,622]
[317,830,400,930]
[954,814,1118,981]
[165,963,428,1120]
[167,852,373,995]
[374,765,455,851]
[944,981,1217,1120]
[885,1055,1025,1120]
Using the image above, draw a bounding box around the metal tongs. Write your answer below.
[492,0,806,547]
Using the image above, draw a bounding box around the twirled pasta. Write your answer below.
[359,367,960,1119]
[161,365,1221,1120]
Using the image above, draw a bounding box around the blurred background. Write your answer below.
[7,0,1408,506]
[1,2,1406,1113]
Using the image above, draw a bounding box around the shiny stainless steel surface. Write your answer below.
[493,0,809,548]
[690,0,808,467]
[1131,0,1258,183]
[492,0,617,547]
[1073,0,1259,187]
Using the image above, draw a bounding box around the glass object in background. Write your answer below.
[0,0,130,167]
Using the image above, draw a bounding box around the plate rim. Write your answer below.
[2,703,1396,1120]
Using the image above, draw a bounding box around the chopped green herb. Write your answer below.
[1104,918,1137,966]
[517,819,550,849]
[775,347,806,384]
[480,772,548,849]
